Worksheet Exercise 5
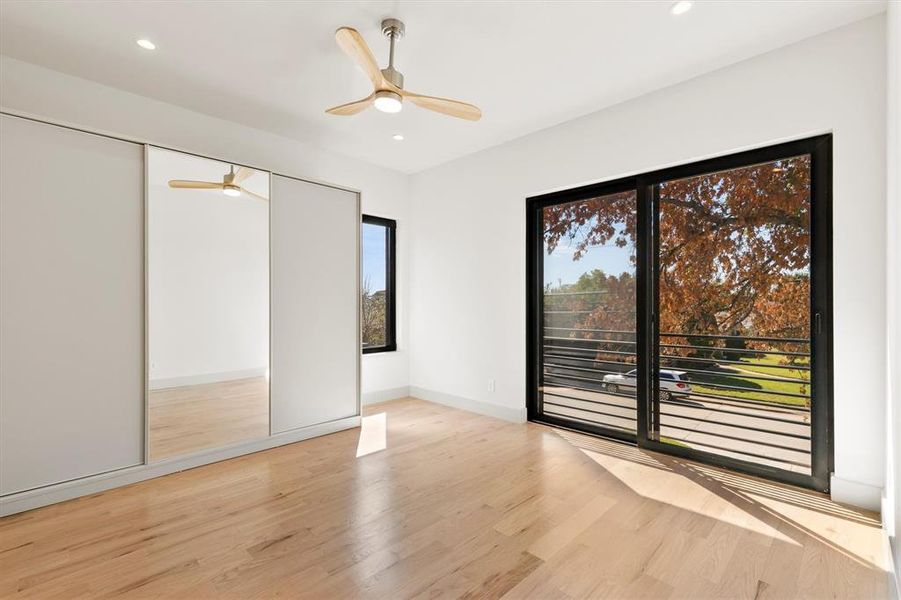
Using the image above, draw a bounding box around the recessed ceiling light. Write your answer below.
[392,134,404,141]
[670,1,693,15]
[136,39,156,50]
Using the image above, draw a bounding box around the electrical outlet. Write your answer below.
[488,379,496,393]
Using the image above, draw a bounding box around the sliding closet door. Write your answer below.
[0,115,144,495]
[270,175,360,434]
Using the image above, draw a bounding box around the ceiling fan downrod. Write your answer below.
[380,18,405,89]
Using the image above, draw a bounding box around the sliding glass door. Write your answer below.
[649,153,818,481]
[527,135,832,490]
[533,187,638,441]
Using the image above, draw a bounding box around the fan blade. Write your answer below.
[168,180,223,189]
[233,166,254,184]
[325,94,374,116]
[240,187,269,202]
[335,27,384,89]
[403,92,482,121]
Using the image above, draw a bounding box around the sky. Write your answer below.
[362,223,387,291]
[543,230,635,287]
[363,218,633,292]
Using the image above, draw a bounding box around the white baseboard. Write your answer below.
[408,386,527,423]
[0,415,360,517]
[831,473,883,511]
[362,386,410,405]
[149,367,267,390]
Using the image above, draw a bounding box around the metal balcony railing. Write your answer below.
[538,322,812,473]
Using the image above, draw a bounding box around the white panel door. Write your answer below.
[271,175,359,433]
[0,115,144,495]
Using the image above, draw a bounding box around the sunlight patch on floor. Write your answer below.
[577,447,798,545]
[739,486,887,569]
[356,412,387,457]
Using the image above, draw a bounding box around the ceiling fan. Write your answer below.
[168,165,268,201]
[326,18,481,121]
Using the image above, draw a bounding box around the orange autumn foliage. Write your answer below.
[544,156,811,358]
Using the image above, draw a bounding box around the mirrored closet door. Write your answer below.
[147,147,270,461]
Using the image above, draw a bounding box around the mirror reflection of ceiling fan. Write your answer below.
[168,165,268,201]
[326,18,481,121]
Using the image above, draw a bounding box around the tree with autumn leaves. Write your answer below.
[543,155,811,363]
[361,276,387,348]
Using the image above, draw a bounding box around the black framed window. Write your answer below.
[361,215,396,353]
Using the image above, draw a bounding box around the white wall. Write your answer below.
[409,16,888,502]
[0,56,410,399]
[885,0,901,584]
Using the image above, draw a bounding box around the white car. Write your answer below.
[602,369,692,400]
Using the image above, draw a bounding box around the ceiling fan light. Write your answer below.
[222,184,241,197]
[374,90,403,113]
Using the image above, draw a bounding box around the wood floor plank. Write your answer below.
[527,493,616,561]
[0,398,889,599]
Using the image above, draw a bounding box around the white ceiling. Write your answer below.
[0,1,885,174]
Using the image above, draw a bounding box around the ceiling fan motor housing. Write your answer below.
[381,67,404,89]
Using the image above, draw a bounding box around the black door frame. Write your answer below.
[526,134,833,491]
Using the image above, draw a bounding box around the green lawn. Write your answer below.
[735,353,810,379]
[687,354,810,407]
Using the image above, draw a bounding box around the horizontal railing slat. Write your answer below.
[658,411,810,440]
[657,423,810,454]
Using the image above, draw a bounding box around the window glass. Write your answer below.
[540,190,637,433]
[362,217,396,352]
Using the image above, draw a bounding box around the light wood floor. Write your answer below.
[0,398,888,598]
[149,377,269,461]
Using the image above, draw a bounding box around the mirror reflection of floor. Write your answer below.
[149,376,269,461]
